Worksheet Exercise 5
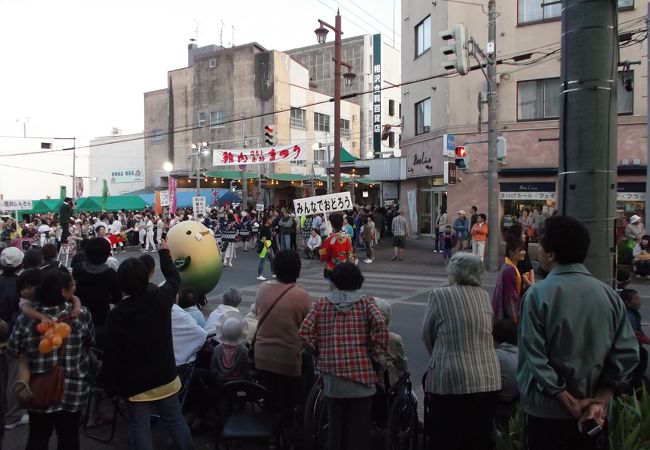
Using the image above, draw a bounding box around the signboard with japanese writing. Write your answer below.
[169,178,177,214]
[111,168,143,183]
[499,182,556,200]
[617,192,646,201]
[213,144,306,167]
[192,196,207,218]
[160,190,170,207]
[499,192,556,200]
[1,199,32,211]
[256,203,265,212]
[372,33,382,154]
[293,192,352,216]
[443,161,456,185]
[442,134,456,158]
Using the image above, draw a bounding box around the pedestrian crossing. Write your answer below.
[233,271,448,309]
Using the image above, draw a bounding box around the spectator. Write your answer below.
[517,215,639,450]
[22,248,44,270]
[452,210,470,251]
[178,288,206,328]
[299,262,388,450]
[306,229,322,260]
[8,269,94,450]
[243,304,258,344]
[434,207,448,253]
[620,288,649,391]
[319,214,353,279]
[422,252,500,450]
[374,298,408,387]
[361,215,375,264]
[625,214,645,242]
[391,210,409,261]
[255,250,311,426]
[440,224,456,265]
[138,253,157,290]
[171,293,208,366]
[633,235,650,278]
[278,210,294,251]
[40,243,66,272]
[101,239,193,450]
[470,213,488,262]
[493,318,519,427]
[211,311,250,385]
[204,287,242,334]
[492,237,526,325]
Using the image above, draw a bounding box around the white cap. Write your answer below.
[0,247,24,268]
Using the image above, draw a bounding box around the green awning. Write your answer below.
[30,199,63,213]
[316,174,353,182]
[358,178,378,185]
[204,170,260,179]
[75,196,147,212]
[267,173,311,182]
[340,147,358,163]
[75,197,104,213]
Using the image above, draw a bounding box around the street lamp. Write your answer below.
[189,142,210,196]
[315,10,355,193]
[163,161,173,172]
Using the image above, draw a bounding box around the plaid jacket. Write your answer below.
[8,304,95,413]
[299,295,388,386]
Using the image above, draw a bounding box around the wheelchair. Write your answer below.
[304,370,419,450]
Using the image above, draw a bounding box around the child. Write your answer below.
[179,288,206,328]
[374,298,408,387]
[440,225,457,265]
[13,268,82,403]
[210,311,250,386]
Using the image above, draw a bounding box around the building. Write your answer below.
[399,0,646,239]
[144,42,360,207]
[286,34,402,162]
[89,132,145,196]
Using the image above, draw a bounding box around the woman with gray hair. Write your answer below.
[204,286,242,334]
[421,252,500,450]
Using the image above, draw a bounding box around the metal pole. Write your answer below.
[72,137,77,200]
[558,0,617,283]
[485,0,499,272]
[241,112,248,209]
[196,151,201,196]
[326,142,332,194]
[646,2,650,224]
[333,11,342,193]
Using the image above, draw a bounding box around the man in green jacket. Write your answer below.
[517,215,638,450]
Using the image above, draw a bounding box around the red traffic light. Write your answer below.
[264,125,274,133]
[455,146,467,157]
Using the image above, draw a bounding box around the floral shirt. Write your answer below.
[8,304,95,413]
[319,231,353,272]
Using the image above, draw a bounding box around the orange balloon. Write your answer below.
[44,329,55,339]
[51,335,63,348]
[36,323,49,335]
[39,338,53,353]
[54,323,71,339]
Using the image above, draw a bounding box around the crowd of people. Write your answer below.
[0,197,646,450]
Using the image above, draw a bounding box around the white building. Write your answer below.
[89,132,145,195]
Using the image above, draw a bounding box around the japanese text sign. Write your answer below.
[1,199,32,211]
[213,144,306,167]
[192,196,207,217]
[293,192,352,217]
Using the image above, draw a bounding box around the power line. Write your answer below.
[0,162,76,178]
[346,0,402,40]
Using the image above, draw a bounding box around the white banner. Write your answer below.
[256,203,265,212]
[500,191,556,200]
[213,144,306,166]
[407,190,417,233]
[192,196,206,217]
[160,190,170,207]
[617,192,646,201]
[1,199,32,211]
[293,192,352,216]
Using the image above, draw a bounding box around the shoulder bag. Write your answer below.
[29,343,66,409]
[249,284,295,371]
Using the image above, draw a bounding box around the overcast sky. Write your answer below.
[0,0,400,200]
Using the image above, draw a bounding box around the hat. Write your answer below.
[630,215,641,224]
[458,209,466,215]
[215,311,249,346]
[0,247,24,268]
[616,269,632,288]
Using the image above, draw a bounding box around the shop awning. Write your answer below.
[340,147,358,163]
[267,173,311,182]
[30,199,63,213]
[74,197,103,213]
[358,178,378,185]
[203,170,260,179]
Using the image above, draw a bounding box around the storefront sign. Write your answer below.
[500,182,556,200]
[159,190,170,207]
[213,144,306,166]
[617,192,646,201]
[111,168,143,184]
[444,161,456,185]
[293,191,352,216]
[413,152,432,166]
[192,196,207,217]
[442,134,456,158]
[500,192,556,200]
[1,199,32,211]
[372,33,382,154]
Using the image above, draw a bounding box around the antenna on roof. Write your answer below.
[193,19,199,44]
[220,20,224,46]
[231,25,236,47]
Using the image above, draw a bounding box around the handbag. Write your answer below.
[29,344,66,409]
[249,284,295,370]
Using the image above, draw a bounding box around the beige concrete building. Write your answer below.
[400,0,646,239]
[89,132,145,196]
[144,42,359,206]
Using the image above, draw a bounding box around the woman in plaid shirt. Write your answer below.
[8,269,95,450]
[299,262,388,450]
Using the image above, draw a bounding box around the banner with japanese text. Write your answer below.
[293,191,352,217]
[169,178,177,214]
[212,144,306,166]
[1,199,32,211]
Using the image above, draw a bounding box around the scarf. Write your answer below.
[504,257,522,295]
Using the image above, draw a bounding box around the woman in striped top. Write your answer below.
[421,252,501,450]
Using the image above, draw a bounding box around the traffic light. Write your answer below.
[440,24,469,75]
[455,145,469,170]
[264,125,275,146]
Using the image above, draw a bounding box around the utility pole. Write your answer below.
[485,0,499,272]
[558,0,618,283]
[241,112,248,210]
[646,2,650,224]
[72,137,76,200]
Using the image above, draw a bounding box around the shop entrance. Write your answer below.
[419,188,447,235]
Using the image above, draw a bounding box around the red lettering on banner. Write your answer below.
[279,149,289,159]
[222,152,234,164]
[237,153,248,163]
[292,145,301,159]
[269,149,276,161]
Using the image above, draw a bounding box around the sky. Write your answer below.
[0,0,401,200]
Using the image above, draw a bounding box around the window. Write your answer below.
[209,58,217,68]
[518,0,560,23]
[198,112,206,127]
[210,111,225,128]
[388,131,395,148]
[415,98,431,135]
[340,118,350,137]
[290,107,306,129]
[314,112,330,132]
[40,142,52,149]
[618,0,634,8]
[151,129,165,143]
[415,16,431,57]
[618,71,634,115]
[314,147,327,163]
[517,78,561,120]
[389,99,395,116]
